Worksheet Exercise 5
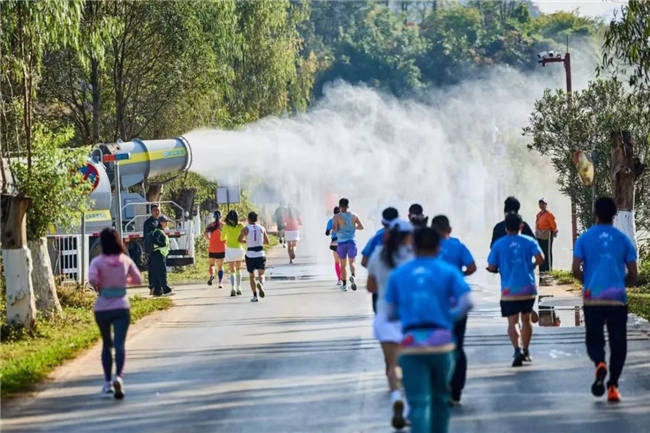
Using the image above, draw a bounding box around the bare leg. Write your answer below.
[521,312,533,349]
[381,342,402,391]
[507,314,521,348]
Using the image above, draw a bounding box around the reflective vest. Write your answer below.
[153,228,169,257]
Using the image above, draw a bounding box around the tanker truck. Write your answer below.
[47,137,198,281]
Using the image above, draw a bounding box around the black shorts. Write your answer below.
[329,245,338,252]
[500,298,536,318]
[245,256,266,274]
[209,252,226,259]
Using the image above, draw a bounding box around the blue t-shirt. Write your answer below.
[326,218,337,241]
[574,224,637,304]
[361,228,385,257]
[439,237,475,272]
[385,257,471,348]
[487,234,542,299]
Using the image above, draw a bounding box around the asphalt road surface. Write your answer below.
[2,245,650,433]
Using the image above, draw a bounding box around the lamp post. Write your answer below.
[102,152,132,241]
[539,50,578,246]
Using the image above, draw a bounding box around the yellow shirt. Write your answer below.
[220,223,245,248]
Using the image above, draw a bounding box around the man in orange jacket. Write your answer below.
[535,198,558,273]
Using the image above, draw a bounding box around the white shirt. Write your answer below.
[366,245,414,316]
[245,223,266,258]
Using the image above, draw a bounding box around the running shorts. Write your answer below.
[225,247,245,263]
[373,311,403,344]
[276,222,286,231]
[285,230,300,242]
[209,252,226,259]
[329,244,338,252]
[245,256,266,274]
[337,241,357,259]
[500,298,536,318]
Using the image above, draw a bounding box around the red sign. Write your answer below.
[78,164,100,191]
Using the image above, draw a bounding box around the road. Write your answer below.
[2,244,650,433]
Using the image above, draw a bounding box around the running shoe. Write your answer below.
[591,362,608,397]
[607,384,621,402]
[349,275,357,291]
[113,376,125,400]
[289,258,294,264]
[101,382,114,398]
[523,348,532,362]
[391,399,406,430]
[450,397,461,407]
[207,276,214,286]
[336,280,342,286]
[257,282,266,298]
[251,295,259,302]
[340,285,348,292]
[236,287,242,296]
[512,349,525,367]
[230,289,236,297]
[218,282,223,289]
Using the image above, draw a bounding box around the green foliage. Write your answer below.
[600,0,650,93]
[9,125,93,239]
[523,79,650,236]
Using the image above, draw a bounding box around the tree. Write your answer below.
[9,126,93,317]
[600,0,650,94]
[523,79,650,237]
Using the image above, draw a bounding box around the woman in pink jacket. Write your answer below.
[88,228,142,399]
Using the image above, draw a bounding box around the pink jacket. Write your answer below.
[88,253,142,311]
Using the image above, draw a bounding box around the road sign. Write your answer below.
[79,163,100,191]
[492,142,506,159]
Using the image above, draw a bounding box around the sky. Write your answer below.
[533,0,627,20]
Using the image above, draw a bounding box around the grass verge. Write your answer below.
[0,287,172,399]
[155,233,279,285]
[547,269,650,320]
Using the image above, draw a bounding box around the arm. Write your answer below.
[238,226,248,243]
[88,259,100,290]
[152,230,166,247]
[531,237,545,266]
[325,219,332,236]
[486,245,499,273]
[263,228,270,245]
[450,272,473,321]
[354,214,364,230]
[572,236,584,281]
[624,238,639,286]
[360,236,377,269]
[126,257,142,286]
[367,275,378,293]
[332,215,339,232]
[461,244,477,276]
[548,213,558,235]
[220,227,228,241]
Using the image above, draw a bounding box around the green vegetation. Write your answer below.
[0,287,172,398]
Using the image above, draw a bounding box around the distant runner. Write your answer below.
[571,196,638,402]
[220,210,246,297]
[490,196,535,248]
[407,203,428,229]
[487,212,544,367]
[326,206,342,286]
[274,204,288,248]
[204,211,226,288]
[238,212,270,302]
[284,205,303,264]
[431,215,477,406]
[332,198,364,292]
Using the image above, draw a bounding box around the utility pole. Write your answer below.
[539,51,577,246]
[611,131,645,253]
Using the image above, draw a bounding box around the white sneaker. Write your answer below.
[336,280,342,286]
[112,376,124,400]
[251,295,259,302]
[340,285,348,292]
[101,382,114,398]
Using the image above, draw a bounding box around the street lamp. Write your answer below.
[538,50,578,246]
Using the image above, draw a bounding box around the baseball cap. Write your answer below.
[158,215,170,223]
[389,218,414,233]
[539,198,548,204]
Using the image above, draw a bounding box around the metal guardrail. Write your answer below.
[122,200,186,233]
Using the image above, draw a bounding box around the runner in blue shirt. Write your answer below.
[431,215,476,406]
[487,212,544,367]
[572,196,638,402]
[385,227,473,433]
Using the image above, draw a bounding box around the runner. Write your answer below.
[220,210,246,297]
[487,212,544,367]
[238,211,270,302]
[274,203,288,248]
[332,198,364,292]
[384,226,474,433]
[431,215,477,406]
[490,196,535,248]
[284,205,303,264]
[408,203,428,228]
[367,218,415,430]
[204,210,226,288]
[571,196,638,402]
[326,206,342,285]
[88,228,142,399]
[361,207,399,311]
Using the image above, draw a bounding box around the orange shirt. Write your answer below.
[206,221,226,253]
[536,210,557,233]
